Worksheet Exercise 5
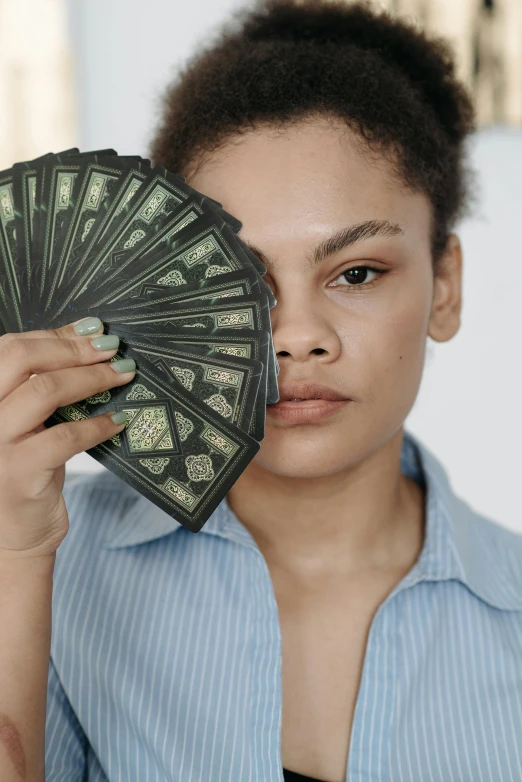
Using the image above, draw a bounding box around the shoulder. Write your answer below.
[62,467,136,515]
[482,513,522,599]
[461,494,522,564]
[450,491,522,611]
[413,429,522,576]
[59,468,138,554]
[51,470,144,642]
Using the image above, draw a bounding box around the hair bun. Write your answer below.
[240,0,473,144]
[242,0,363,45]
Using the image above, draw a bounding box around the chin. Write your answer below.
[254,436,353,479]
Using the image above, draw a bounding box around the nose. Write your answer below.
[270,294,341,365]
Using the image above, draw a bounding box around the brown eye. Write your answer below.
[331,265,382,289]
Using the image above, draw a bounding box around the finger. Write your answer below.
[0,316,104,344]
[0,359,136,443]
[18,409,129,470]
[0,319,122,402]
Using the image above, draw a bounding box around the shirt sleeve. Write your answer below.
[45,657,88,780]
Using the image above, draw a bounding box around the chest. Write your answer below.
[271,569,401,782]
[52,536,521,782]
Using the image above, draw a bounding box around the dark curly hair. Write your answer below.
[150,0,478,270]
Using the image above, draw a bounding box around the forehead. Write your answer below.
[188,116,430,249]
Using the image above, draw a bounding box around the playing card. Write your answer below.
[70,201,242,309]
[115,295,279,406]
[13,152,57,309]
[6,147,279,532]
[0,167,23,332]
[112,335,265,441]
[44,160,152,319]
[45,347,260,532]
[51,167,244,317]
[12,149,83,313]
[93,267,275,314]
[48,209,280,404]
[96,268,279,405]
[53,294,279,405]
[42,156,150,312]
[112,324,269,439]
[70,213,269,309]
[32,154,107,309]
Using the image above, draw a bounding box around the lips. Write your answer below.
[266,382,352,424]
[271,383,350,403]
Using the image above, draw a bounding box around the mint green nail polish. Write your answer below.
[91,334,119,351]
[110,358,136,374]
[110,411,128,425]
[74,316,102,335]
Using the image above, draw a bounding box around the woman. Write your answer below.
[1,1,521,780]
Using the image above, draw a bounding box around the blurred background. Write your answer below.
[2,0,521,531]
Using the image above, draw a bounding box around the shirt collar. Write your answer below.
[103,429,522,611]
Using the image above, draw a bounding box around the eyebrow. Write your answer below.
[244,219,405,271]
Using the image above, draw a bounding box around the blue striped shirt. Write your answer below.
[45,429,522,781]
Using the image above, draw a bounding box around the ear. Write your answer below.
[428,233,463,343]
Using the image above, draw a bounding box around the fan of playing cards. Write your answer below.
[0,148,279,532]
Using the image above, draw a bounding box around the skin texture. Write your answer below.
[189,115,462,567]
[0,714,26,779]
[188,115,463,780]
[0,319,131,781]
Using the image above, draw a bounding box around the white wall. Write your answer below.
[64,1,522,533]
[65,0,254,158]
[407,127,522,533]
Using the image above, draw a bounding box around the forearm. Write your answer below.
[0,554,55,782]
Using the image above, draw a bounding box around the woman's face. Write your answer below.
[188,116,461,478]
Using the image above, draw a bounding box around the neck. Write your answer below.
[226,428,426,577]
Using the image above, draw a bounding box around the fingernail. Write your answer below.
[74,316,103,335]
[110,411,128,425]
[91,334,120,351]
[110,358,136,373]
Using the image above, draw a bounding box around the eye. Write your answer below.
[329,264,383,291]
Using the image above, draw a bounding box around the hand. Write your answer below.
[0,317,136,560]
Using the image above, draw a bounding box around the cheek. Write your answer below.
[356,289,430,410]
[252,272,432,476]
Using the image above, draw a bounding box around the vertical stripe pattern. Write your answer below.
[45,430,522,781]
